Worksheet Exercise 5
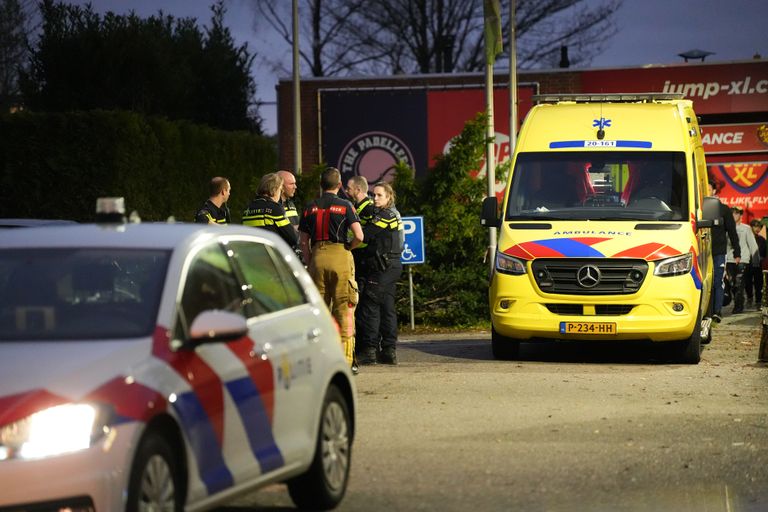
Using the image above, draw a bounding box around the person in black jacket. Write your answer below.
[745,219,767,308]
[708,179,740,322]
[195,177,231,225]
[356,182,403,365]
[242,173,298,249]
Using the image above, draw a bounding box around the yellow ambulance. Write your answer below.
[482,93,717,364]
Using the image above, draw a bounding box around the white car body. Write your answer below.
[0,222,356,511]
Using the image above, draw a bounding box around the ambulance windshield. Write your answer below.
[504,151,689,221]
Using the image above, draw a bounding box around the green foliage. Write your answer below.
[0,110,276,221]
[21,0,259,132]
[393,112,493,326]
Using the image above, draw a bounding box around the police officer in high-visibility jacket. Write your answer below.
[356,182,403,365]
[243,173,298,249]
[195,176,231,225]
[278,169,304,263]
[299,168,363,368]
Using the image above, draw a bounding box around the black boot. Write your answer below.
[378,347,398,365]
[357,347,378,365]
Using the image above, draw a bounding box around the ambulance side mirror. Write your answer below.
[696,196,720,230]
[481,196,500,228]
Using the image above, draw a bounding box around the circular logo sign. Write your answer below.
[338,131,415,185]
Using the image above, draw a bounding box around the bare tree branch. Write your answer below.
[249,0,623,77]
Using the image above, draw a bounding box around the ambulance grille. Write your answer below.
[532,259,648,295]
[545,304,635,315]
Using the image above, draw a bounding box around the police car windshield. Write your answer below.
[505,151,689,221]
[0,248,170,341]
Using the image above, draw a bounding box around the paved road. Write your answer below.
[222,310,768,511]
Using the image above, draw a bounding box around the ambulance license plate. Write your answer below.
[560,321,617,335]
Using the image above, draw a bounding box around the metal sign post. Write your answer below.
[400,216,425,330]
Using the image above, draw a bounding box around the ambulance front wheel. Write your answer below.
[492,326,520,360]
[666,307,702,364]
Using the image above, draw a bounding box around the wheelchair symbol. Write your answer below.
[401,244,417,261]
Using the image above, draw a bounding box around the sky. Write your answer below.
[65,0,768,135]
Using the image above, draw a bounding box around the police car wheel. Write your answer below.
[491,326,520,360]
[287,384,351,510]
[127,432,183,512]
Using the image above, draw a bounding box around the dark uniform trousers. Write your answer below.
[308,242,358,364]
[357,258,402,353]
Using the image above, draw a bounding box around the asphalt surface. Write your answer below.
[222,308,767,511]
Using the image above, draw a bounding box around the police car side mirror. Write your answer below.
[186,310,249,348]
[481,196,500,228]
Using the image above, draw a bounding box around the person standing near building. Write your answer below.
[356,182,403,365]
[195,176,231,225]
[277,169,303,261]
[708,180,740,322]
[242,173,298,249]
[726,206,758,314]
[745,218,767,308]
[277,170,300,230]
[299,167,363,369]
[346,176,375,278]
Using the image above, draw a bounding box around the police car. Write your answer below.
[0,201,356,511]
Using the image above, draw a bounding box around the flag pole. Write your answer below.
[509,0,517,157]
[484,0,502,275]
[292,0,302,175]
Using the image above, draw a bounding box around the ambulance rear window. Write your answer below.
[505,151,688,221]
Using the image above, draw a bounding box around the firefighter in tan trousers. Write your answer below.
[299,167,363,371]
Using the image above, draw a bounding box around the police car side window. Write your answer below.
[228,241,307,315]
[265,245,308,307]
[180,243,246,327]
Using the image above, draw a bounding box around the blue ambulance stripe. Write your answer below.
[226,378,285,473]
[616,140,652,148]
[549,141,584,148]
[535,238,605,257]
[173,393,234,494]
[548,140,652,149]
[690,266,702,290]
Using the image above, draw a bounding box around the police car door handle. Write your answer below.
[307,328,321,342]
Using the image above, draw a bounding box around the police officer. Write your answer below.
[195,176,231,225]
[356,182,403,365]
[278,169,304,262]
[346,175,375,277]
[299,168,363,368]
[242,173,298,249]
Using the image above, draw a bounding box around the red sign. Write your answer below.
[581,61,768,115]
[426,84,536,194]
[702,123,768,153]
[708,161,768,223]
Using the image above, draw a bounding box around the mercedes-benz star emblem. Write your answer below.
[576,265,601,288]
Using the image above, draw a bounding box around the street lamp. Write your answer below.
[678,49,715,62]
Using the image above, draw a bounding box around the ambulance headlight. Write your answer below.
[496,252,526,275]
[654,253,693,277]
[0,404,105,460]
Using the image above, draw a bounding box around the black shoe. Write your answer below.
[357,349,378,365]
[378,348,398,365]
[732,307,744,314]
[712,313,722,323]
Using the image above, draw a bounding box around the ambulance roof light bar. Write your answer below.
[533,93,685,104]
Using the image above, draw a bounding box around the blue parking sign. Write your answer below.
[401,216,425,265]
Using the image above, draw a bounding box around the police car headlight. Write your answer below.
[654,252,693,277]
[0,404,102,461]
[496,252,526,275]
